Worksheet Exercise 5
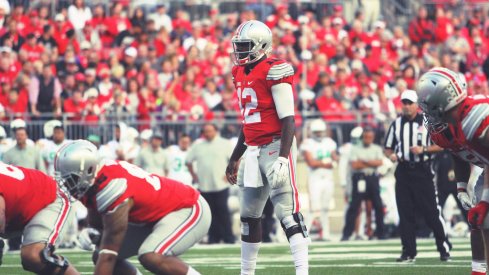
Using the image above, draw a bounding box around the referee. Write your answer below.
[384,90,451,262]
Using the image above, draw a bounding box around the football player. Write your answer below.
[164,134,193,186]
[54,140,210,275]
[300,119,338,241]
[418,67,489,274]
[225,20,309,275]
[41,120,71,176]
[0,162,78,274]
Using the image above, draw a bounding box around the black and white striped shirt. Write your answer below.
[384,113,433,162]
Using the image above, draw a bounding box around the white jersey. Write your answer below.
[300,137,337,180]
[0,138,13,161]
[165,145,192,186]
[42,139,71,176]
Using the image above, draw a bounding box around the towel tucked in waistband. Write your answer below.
[243,146,263,188]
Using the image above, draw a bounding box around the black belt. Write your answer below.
[398,160,431,169]
[353,172,379,177]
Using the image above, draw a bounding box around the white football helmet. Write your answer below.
[417,67,467,133]
[10,118,26,130]
[43,119,63,138]
[310,119,327,132]
[310,119,327,140]
[54,140,99,199]
[350,126,363,145]
[231,20,273,66]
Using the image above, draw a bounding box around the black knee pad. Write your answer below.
[280,212,309,240]
[39,244,69,275]
[241,217,262,243]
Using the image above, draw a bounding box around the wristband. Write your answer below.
[99,249,118,256]
[457,182,468,192]
[481,188,489,203]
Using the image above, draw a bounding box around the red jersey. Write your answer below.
[0,164,57,232]
[430,95,489,167]
[84,160,199,224]
[232,57,294,146]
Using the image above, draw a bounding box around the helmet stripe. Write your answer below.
[430,69,463,96]
[236,21,247,37]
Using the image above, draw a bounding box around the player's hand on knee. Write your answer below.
[77,228,101,251]
[267,157,289,189]
[457,191,474,210]
[225,161,238,185]
[468,201,489,228]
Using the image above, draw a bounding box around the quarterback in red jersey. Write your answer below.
[225,20,309,275]
[418,67,489,274]
[0,162,78,274]
[54,140,210,275]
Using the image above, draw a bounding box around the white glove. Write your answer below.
[77,228,101,251]
[267,157,289,189]
[457,192,475,210]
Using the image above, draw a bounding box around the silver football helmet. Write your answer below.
[231,20,273,66]
[43,119,63,138]
[309,119,327,140]
[417,67,467,133]
[54,140,99,199]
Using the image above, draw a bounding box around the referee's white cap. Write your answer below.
[401,89,418,103]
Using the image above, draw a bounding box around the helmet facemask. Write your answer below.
[420,102,448,134]
[231,38,266,66]
[55,166,96,200]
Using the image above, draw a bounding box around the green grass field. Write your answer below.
[0,238,472,274]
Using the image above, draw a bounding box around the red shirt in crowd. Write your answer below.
[20,43,44,62]
[64,97,87,121]
[315,95,346,121]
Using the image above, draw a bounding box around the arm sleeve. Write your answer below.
[54,78,62,99]
[28,77,39,105]
[271,83,295,119]
[36,149,46,173]
[384,121,396,149]
[185,146,195,165]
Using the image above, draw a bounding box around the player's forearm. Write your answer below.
[363,159,383,167]
[350,161,368,169]
[453,155,471,183]
[425,144,442,154]
[94,254,117,275]
[186,164,197,182]
[481,165,489,203]
[0,196,5,234]
[279,116,295,158]
[230,128,247,162]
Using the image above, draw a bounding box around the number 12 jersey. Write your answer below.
[232,57,295,146]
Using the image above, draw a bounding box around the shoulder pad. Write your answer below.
[96,178,128,213]
[266,62,294,81]
[461,101,489,140]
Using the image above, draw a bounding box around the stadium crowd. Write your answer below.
[0,0,486,249]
